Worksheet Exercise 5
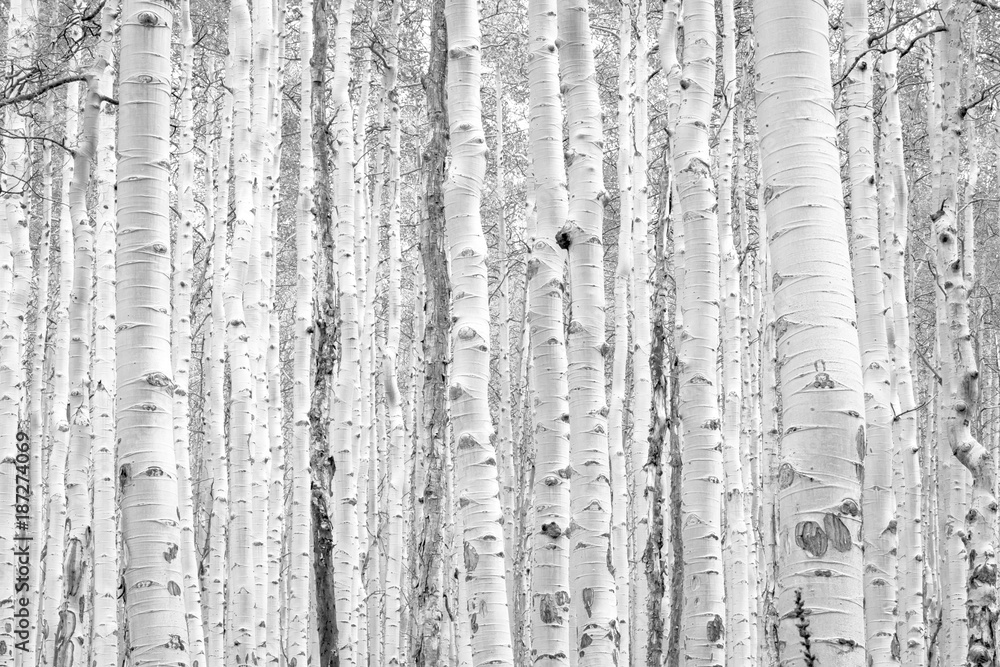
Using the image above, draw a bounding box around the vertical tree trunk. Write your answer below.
[0,0,34,660]
[413,1,450,662]
[526,0,572,662]
[381,0,405,662]
[443,1,515,663]
[610,1,632,661]
[173,0,207,662]
[206,77,234,667]
[225,0,259,659]
[673,0,725,662]
[328,1,361,662]
[288,0,315,659]
[629,6,654,660]
[116,0,190,658]
[556,0,619,662]
[843,1,899,663]
[42,80,78,667]
[90,2,119,657]
[718,0,751,661]
[23,117,52,667]
[934,3,997,662]
[753,0,867,664]
[879,10,925,656]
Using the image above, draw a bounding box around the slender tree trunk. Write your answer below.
[442,1,515,662]
[718,0,751,661]
[380,0,404,662]
[0,0,34,660]
[42,80,78,667]
[90,3,119,657]
[206,78,233,667]
[843,2,899,663]
[173,1,207,662]
[556,1,618,662]
[880,11,925,656]
[288,0,315,660]
[525,0,572,662]
[753,1,868,664]
[673,0,726,662]
[934,3,997,662]
[610,5,632,664]
[225,0,260,659]
[328,2,361,662]
[116,0,190,657]
[413,1,450,662]
[629,6,654,660]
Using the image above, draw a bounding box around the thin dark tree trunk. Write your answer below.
[309,0,337,663]
[412,0,449,663]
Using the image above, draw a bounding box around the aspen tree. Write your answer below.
[42,80,78,667]
[610,4,633,663]
[718,0,751,661]
[23,101,53,667]
[753,0,868,664]
[355,35,379,664]
[525,0,572,661]
[657,6,682,662]
[672,0,726,661]
[288,0,315,657]
[116,0,191,655]
[225,0,260,659]
[413,1,450,661]
[368,12,393,660]
[923,9,968,660]
[494,78,518,637]
[645,177,671,667]
[264,5,287,663]
[90,2,119,656]
[556,0,618,662]
[308,0,339,657]
[172,1,207,663]
[629,4,654,661]
[880,11,925,655]
[247,0,274,647]
[327,2,361,661]
[205,79,233,667]
[442,0,515,663]
[380,0,405,662]
[0,0,34,658]
[934,2,998,661]
[843,0,898,661]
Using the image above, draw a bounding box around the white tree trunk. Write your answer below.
[673,0,725,662]
[556,1,618,662]
[443,0,514,663]
[753,1,868,664]
[843,1,898,662]
[525,0,572,662]
[116,0,191,657]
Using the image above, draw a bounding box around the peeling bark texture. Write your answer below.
[413,1,450,663]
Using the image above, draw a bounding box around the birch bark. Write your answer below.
[753,0,868,663]
[526,0,572,661]
[443,1,515,662]
[556,1,618,661]
[116,0,191,657]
